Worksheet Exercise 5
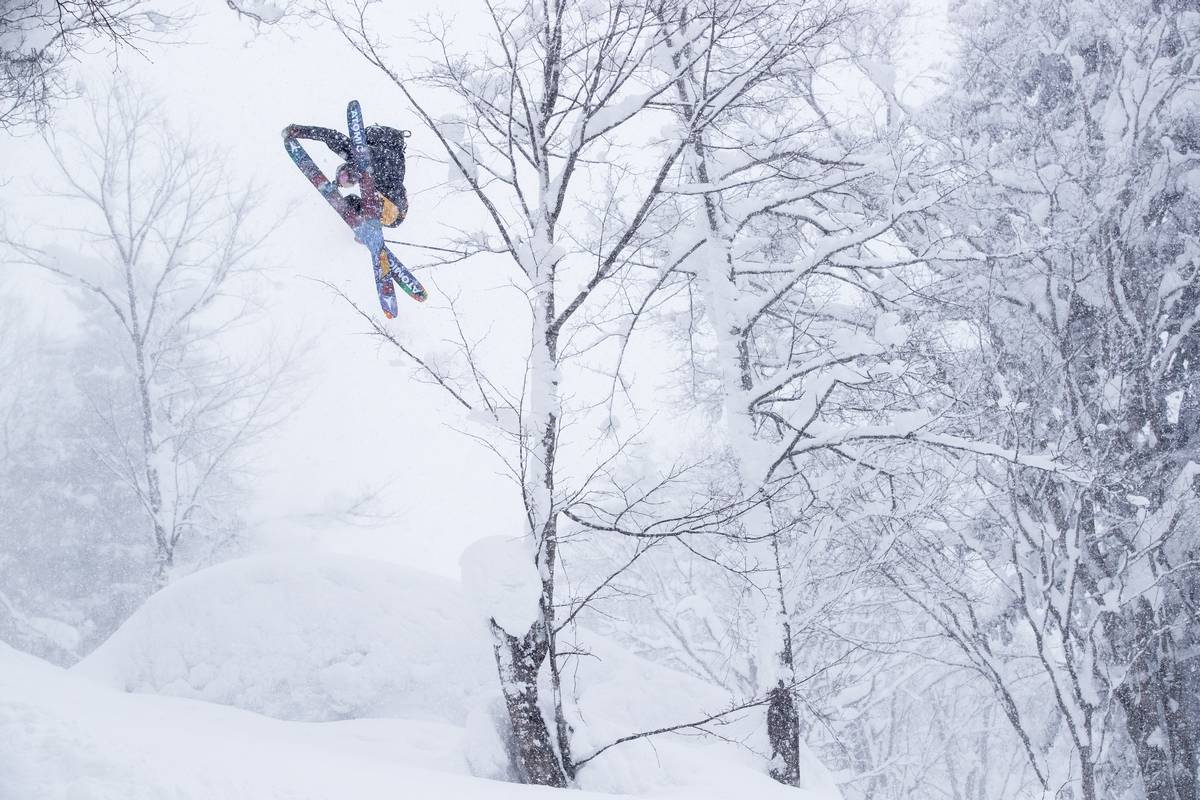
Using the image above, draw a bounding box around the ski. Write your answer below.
[283,136,359,227]
[346,100,428,314]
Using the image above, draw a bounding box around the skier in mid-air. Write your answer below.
[282,102,427,316]
[282,121,410,227]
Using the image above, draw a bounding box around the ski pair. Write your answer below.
[284,100,427,317]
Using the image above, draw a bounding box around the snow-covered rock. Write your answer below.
[73,554,496,723]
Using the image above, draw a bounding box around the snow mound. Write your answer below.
[0,642,565,800]
[1,641,839,800]
[65,553,841,800]
[74,554,495,723]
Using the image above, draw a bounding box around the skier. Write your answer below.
[282,122,410,226]
[282,101,428,314]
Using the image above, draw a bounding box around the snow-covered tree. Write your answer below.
[3,86,284,587]
[612,0,1075,787]
[0,303,148,663]
[0,0,173,128]
[547,2,1114,793]
[317,0,877,786]
[909,2,1200,798]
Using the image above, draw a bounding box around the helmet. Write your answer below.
[335,162,359,187]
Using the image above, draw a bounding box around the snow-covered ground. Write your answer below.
[2,553,841,800]
[2,642,484,799]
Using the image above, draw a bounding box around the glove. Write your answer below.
[281,125,299,139]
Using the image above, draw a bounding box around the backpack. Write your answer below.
[366,125,409,198]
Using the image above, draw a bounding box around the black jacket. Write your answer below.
[289,124,408,203]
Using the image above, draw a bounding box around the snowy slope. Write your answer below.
[0,641,562,800]
[2,640,840,800]
[63,554,841,800]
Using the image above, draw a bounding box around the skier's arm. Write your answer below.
[282,125,352,161]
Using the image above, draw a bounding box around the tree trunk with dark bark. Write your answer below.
[1114,597,1198,800]
[767,680,801,785]
[490,619,568,788]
